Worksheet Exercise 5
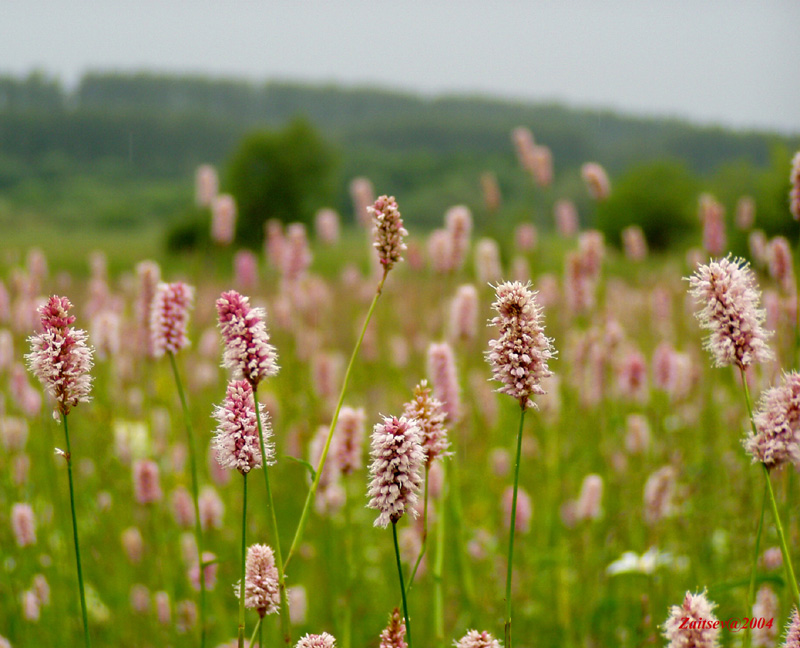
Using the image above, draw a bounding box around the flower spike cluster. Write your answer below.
[454,630,502,648]
[486,281,555,410]
[367,415,425,528]
[687,255,772,370]
[745,371,800,469]
[150,282,194,358]
[296,633,337,648]
[212,380,273,474]
[237,543,280,618]
[26,295,93,417]
[663,590,720,648]
[403,380,449,467]
[379,608,407,648]
[216,290,279,387]
[369,195,407,271]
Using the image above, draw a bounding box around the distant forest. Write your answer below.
[0,70,797,235]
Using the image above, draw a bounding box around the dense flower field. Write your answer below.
[2,150,800,648]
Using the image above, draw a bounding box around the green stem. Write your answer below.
[284,271,387,571]
[342,476,354,648]
[504,406,527,648]
[62,412,91,648]
[168,351,206,648]
[741,368,800,609]
[248,616,262,648]
[406,464,430,594]
[745,480,768,648]
[393,521,413,648]
[434,464,446,648]
[253,385,291,646]
[239,473,248,648]
[763,463,800,609]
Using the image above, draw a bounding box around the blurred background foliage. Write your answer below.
[0,70,798,253]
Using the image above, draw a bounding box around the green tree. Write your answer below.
[596,159,699,250]
[226,118,336,246]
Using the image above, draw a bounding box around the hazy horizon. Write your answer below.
[3,1,799,134]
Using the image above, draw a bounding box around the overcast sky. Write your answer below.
[3,0,798,133]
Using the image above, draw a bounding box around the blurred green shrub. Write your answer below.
[226,118,336,247]
[596,159,699,250]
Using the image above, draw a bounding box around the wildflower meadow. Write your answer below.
[2,136,800,648]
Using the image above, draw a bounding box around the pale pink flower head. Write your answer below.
[663,590,720,648]
[576,474,603,521]
[449,284,479,343]
[25,295,93,416]
[281,223,312,282]
[171,486,195,528]
[149,282,194,358]
[486,281,555,410]
[581,162,611,201]
[515,223,538,252]
[622,225,648,262]
[367,415,425,528]
[403,379,450,466]
[212,379,272,475]
[315,208,340,245]
[474,238,503,284]
[370,195,407,272]
[233,250,259,290]
[784,608,800,647]
[768,236,795,293]
[265,219,286,269]
[745,371,800,469]
[296,633,337,648]
[700,193,726,256]
[216,290,279,387]
[555,199,579,237]
[503,485,532,533]
[617,348,649,403]
[121,526,143,563]
[350,176,375,227]
[155,591,171,625]
[379,608,407,648]
[333,406,366,475]
[445,205,472,271]
[427,342,462,423]
[511,126,536,172]
[237,543,280,618]
[133,459,162,505]
[790,151,800,221]
[454,629,501,648]
[211,193,237,245]
[644,465,676,524]
[189,551,218,591]
[687,256,773,370]
[195,164,219,208]
[11,502,36,547]
[199,485,225,531]
[428,229,454,274]
[752,585,778,647]
[130,583,150,614]
[480,172,501,213]
[736,195,755,230]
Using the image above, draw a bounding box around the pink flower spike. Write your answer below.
[296,633,337,648]
[149,282,194,358]
[454,629,501,648]
[367,415,425,528]
[237,543,280,618]
[212,379,272,475]
[687,255,772,370]
[663,590,720,648]
[379,608,407,648]
[216,290,279,387]
[486,281,555,410]
[745,371,800,469]
[369,195,407,272]
[26,295,93,417]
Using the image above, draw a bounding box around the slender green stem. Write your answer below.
[342,476,354,648]
[504,406,527,648]
[392,521,413,648]
[406,464,430,594]
[745,480,768,648]
[168,351,206,648]
[741,368,800,609]
[253,385,291,645]
[763,463,800,609]
[284,271,387,571]
[62,412,91,648]
[434,464,446,648]
[247,616,262,648]
[259,619,263,648]
[238,473,248,648]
